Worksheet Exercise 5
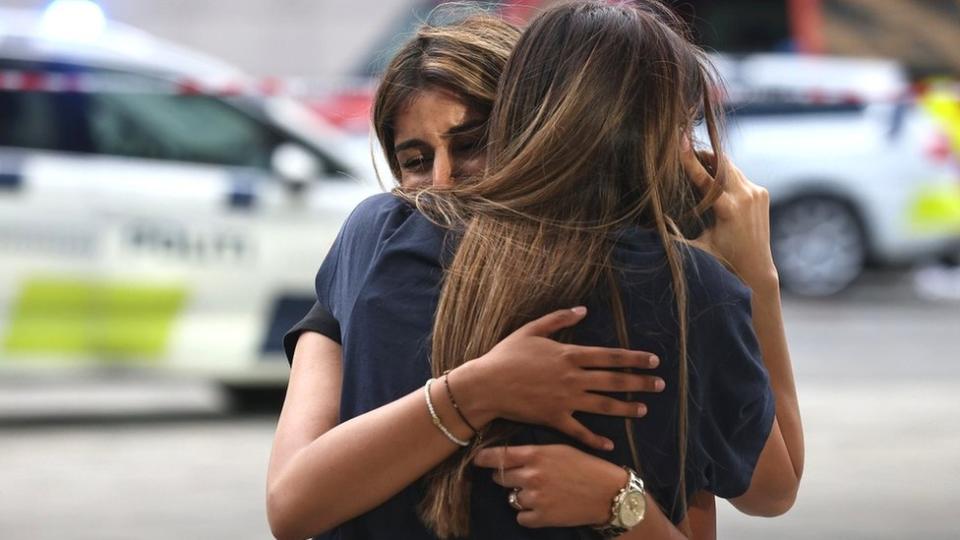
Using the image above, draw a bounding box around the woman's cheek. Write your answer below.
[459,155,486,179]
[400,172,431,188]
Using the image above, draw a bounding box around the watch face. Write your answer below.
[618,491,647,527]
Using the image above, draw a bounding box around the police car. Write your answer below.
[715,54,960,296]
[0,7,379,393]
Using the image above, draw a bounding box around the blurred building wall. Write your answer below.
[0,0,418,80]
[821,0,960,76]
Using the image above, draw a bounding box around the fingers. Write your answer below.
[566,345,658,369]
[580,370,665,393]
[473,445,536,470]
[554,416,615,451]
[681,146,715,195]
[682,145,757,200]
[516,508,545,528]
[490,467,526,489]
[515,307,588,338]
[577,393,648,418]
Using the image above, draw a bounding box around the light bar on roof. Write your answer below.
[40,0,106,42]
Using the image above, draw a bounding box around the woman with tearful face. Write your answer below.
[267,10,736,540]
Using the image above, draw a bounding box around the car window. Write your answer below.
[0,91,91,153]
[87,93,280,168]
[0,59,348,177]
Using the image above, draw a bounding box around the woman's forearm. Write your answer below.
[750,277,804,481]
[267,308,673,539]
[729,272,804,516]
[618,494,693,540]
[267,363,489,540]
[618,489,716,540]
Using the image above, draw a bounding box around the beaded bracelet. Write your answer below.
[441,369,482,443]
[424,379,471,447]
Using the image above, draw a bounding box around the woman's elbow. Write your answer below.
[267,482,340,540]
[731,480,799,517]
[267,489,293,540]
[267,484,309,540]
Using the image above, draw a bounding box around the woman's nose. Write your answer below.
[432,151,454,188]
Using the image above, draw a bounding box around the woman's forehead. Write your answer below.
[394,88,482,143]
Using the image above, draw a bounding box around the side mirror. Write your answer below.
[271,142,319,191]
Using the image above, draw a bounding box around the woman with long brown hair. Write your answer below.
[270,9,716,540]
[269,2,803,539]
[412,0,805,535]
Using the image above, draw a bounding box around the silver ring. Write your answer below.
[508,487,525,511]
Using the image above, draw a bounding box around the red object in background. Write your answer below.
[925,130,952,164]
[500,0,545,24]
[788,0,825,54]
[305,89,375,133]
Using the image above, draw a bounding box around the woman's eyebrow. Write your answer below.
[444,118,486,137]
[395,139,429,153]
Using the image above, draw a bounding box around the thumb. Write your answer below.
[514,307,588,337]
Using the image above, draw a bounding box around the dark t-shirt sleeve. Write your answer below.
[282,193,410,366]
[282,301,341,365]
[689,253,777,499]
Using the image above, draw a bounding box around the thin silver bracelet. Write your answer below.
[424,379,471,447]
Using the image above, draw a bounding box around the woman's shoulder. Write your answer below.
[333,192,423,248]
[682,243,752,311]
[613,229,751,309]
[343,192,411,229]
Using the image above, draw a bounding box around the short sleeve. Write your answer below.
[282,193,412,366]
[689,256,776,499]
[283,301,341,365]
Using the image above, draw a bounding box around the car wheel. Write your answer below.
[771,197,867,296]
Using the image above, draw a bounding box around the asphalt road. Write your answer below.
[1,270,959,539]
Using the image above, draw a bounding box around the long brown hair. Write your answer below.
[412,2,726,537]
[372,12,521,181]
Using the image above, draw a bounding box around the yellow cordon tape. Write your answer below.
[3,277,187,360]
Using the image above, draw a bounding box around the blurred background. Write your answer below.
[0,1,958,539]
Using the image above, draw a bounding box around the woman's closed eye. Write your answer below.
[400,153,432,172]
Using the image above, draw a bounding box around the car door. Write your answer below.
[0,62,370,381]
[0,79,116,366]
[75,79,370,380]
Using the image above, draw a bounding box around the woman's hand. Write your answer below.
[453,307,664,451]
[473,444,626,528]
[681,146,778,290]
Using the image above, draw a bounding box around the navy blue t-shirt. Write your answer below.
[289,193,775,539]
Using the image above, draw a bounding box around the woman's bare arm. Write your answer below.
[267,332,342,500]
[730,279,804,516]
[269,337,715,540]
[682,147,804,516]
[686,491,717,540]
[266,309,661,540]
[267,348,472,539]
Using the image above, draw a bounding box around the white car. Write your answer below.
[715,54,960,296]
[0,8,379,393]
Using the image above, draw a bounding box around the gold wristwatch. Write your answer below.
[593,467,647,538]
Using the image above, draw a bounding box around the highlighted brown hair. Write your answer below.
[412,2,726,536]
